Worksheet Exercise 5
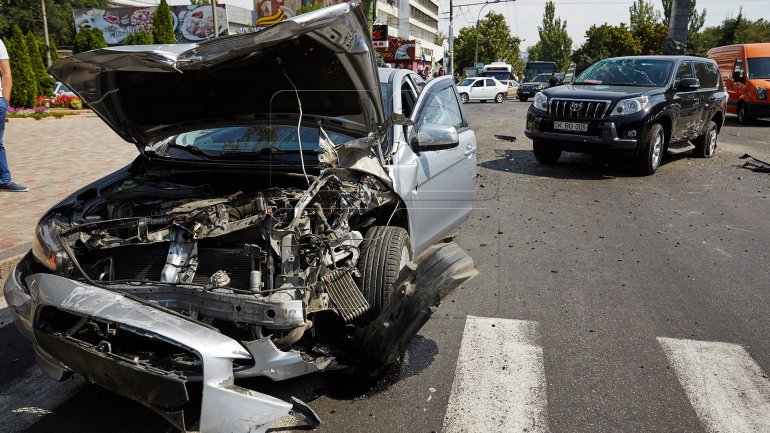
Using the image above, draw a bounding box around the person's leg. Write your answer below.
[0,97,10,185]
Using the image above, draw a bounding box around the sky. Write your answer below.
[441,0,767,50]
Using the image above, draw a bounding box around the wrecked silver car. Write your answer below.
[3,4,477,433]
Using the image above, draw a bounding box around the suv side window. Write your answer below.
[694,62,720,89]
[423,87,464,130]
[674,61,694,87]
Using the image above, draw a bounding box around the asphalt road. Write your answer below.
[1,102,770,433]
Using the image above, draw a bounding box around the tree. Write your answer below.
[629,0,667,54]
[5,25,37,107]
[296,2,324,15]
[123,31,154,45]
[528,1,572,71]
[452,12,520,74]
[73,27,107,54]
[49,40,59,64]
[152,0,176,44]
[572,24,642,73]
[717,8,744,47]
[25,31,53,97]
[0,1,109,48]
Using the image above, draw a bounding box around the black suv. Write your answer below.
[525,56,727,175]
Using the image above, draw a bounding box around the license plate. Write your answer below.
[553,121,588,132]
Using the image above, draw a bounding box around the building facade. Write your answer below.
[376,0,441,69]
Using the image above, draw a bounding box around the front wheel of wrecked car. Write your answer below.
[355,226,411,323]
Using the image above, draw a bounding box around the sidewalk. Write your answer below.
[0,113,137,279]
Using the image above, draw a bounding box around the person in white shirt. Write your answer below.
[0,38,28,192]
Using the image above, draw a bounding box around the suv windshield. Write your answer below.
[747,57,770,79]
[531,74,551,82]
[574,58,674,87]
[148,125,354,160]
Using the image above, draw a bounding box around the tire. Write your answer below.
[737,102,754,124]
[692,120,717,158]
[532,140,562,164]
[355,226,411,323]
[460,93,469,104]
[495,93,505,103]
[635,123,665,175]
[518,96,528,102]
[481,100,487,103]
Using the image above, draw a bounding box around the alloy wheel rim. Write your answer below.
[708,129,717,154]
[652,130,663,168]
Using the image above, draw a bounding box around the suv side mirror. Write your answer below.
[677,78,700,91]
[412,124,459,152]
[732,71,744,82]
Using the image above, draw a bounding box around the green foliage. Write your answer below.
[453,12,520,75]
[629,0,667,54]
[528,2,573,72]
[25,31,53,97]
[123,31,154,45]
[73,27,107,54]
[6,26,37,107]
[296,2,325,15]
[190,0,211,4]
[152,0,176,44]
[698,11,770,50]
[572,24,642,74]
[0,1,109,48]
[49,40,59,63]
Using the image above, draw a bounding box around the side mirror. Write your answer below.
[732,71,744,82]
[677,77,700,91]
[413,124,459,152]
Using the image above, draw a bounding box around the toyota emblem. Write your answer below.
[570,102,583,112]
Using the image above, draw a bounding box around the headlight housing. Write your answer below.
[533,92,548,111]
[32,218,70,273]
[610,96,649,116]
[758,86,767,100]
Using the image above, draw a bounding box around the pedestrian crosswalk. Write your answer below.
[2,311,770,432]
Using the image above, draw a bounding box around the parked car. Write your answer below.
[525,56,727,175]
[455,76,509,103]
[500,78,520,99]
[707,43,770,123]
[3,5,477,433]
[52,81,75,97]
[517,73,553,101]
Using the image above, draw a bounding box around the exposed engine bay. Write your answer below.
[49,167,401,367]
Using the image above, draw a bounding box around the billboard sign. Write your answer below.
[255,0,347,28]
[73,5,228,45]
[372,24,387,48]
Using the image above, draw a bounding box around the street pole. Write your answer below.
[212,0,219,39]
[474,0,499,67]
[41,0,51,67]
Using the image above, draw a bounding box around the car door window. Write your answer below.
[485,79,495,87]
[674,61,694,88]
[472,80,484,88]
[401,80,418,117]
[422,87,464,130]
[694,62,719,89]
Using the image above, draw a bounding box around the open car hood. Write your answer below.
[49,3,384,147]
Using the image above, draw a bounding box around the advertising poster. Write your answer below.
[372,25,387,49]
[254,0,346,28]
[73,5,228,45]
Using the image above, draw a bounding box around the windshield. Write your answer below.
[574,58,674,87]
[531,74,551,82]
[483,71,513,81]
[148,125,354,160]
[747,57,770,79]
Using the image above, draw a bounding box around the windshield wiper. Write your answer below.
[152,142,214,159]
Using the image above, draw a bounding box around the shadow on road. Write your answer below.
[481,148,688,179]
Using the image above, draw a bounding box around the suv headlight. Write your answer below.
[32,218,70,273]
[758,86,767,100]
[610,96,649,116]
[533,92,548,111]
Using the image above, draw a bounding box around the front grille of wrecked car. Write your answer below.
[82,244,253,289]
[548,99,610,119]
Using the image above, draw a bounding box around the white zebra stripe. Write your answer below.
[443,316,549,433]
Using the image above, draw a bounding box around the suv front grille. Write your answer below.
[549,99,610,119]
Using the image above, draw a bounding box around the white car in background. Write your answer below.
[456,76,509,103]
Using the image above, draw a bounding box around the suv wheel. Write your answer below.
[533,140,562,164]
[460,93,469,104]
[518,96,528,102]
[693,120,717,158]
[495,93,505,103]
[635,123,664,175]
[737,102,754,124]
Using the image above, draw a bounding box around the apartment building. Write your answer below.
[376,0,442,68]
